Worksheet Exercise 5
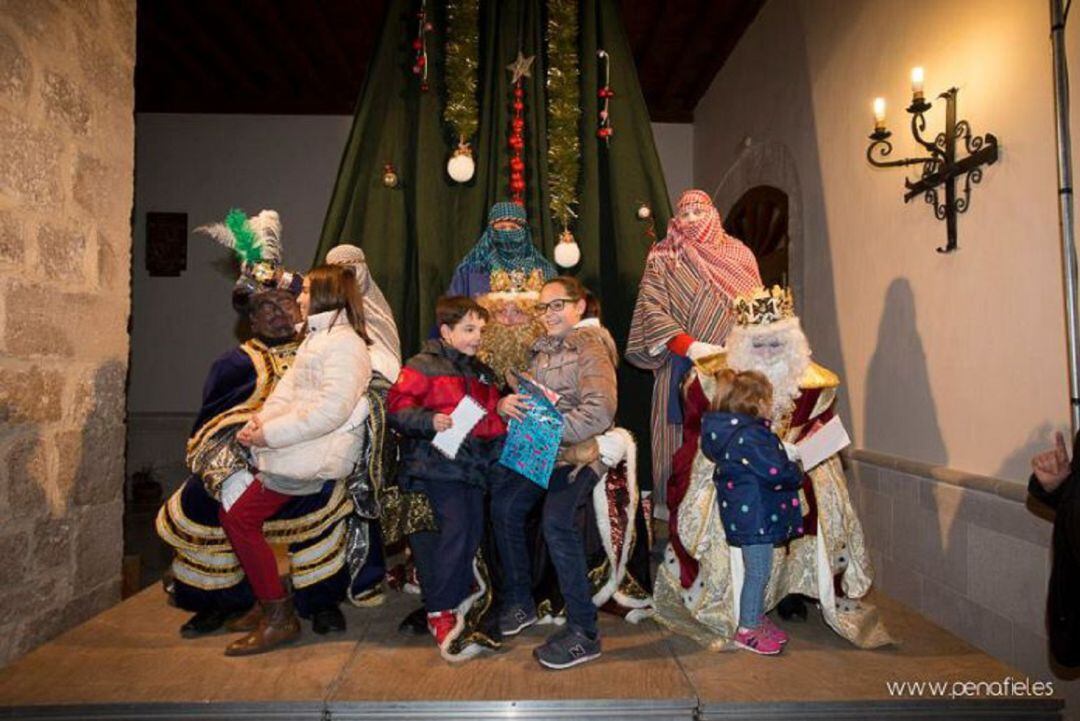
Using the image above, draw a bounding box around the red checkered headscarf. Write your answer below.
[651,190,761,301]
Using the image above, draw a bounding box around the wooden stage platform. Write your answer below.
[0,585,1064,720]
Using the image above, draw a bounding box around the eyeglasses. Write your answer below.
[534,297,577,314]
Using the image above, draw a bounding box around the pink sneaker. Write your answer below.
[760,616,788,645]
[734,626,783,655]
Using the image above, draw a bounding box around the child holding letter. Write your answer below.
[387,296,523,662]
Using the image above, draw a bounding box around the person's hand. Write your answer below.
[237,417,265,447]
[1033,431,1071,493]
[498,394,531,421]
[688,341,724,361]
[433,413,453,432]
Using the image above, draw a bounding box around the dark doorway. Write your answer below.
[724,185,789,288]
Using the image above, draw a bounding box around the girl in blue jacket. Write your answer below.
[700,369,805,655]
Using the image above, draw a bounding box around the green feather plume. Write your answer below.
[225,208,263,264]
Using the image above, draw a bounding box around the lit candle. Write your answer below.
[873,97,886,130]
[911,66,925,99]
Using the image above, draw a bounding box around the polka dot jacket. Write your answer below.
[700,411,806,547]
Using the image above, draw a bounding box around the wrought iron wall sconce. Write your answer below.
[866,68,999,253]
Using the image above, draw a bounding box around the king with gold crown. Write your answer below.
[653,285,893,651]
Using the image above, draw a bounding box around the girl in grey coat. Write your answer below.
[490,276,618,670]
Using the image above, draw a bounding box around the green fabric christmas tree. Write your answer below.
[317,0,673,489]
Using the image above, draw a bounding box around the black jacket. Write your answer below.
[387,340,507,489]
[1029,431,1080,667]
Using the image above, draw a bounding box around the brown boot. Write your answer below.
[224,596,300,657]
[226,604,262,633]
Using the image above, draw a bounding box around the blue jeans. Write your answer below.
[490,465,602,637]
[489,467,546,609]
[739,543,774,630]
[408,481,485,613]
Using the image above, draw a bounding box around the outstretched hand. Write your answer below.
[1032,431,1071,493]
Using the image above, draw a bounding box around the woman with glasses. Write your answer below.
[490,275,619,670]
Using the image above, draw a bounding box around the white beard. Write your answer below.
[725,318,811,422]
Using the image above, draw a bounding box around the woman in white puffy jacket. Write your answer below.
[222,264,373,656]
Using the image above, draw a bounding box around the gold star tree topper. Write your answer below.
[506,51,535,84]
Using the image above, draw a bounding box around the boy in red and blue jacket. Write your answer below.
[387,295,516,661]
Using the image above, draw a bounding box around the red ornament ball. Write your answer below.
[514,86,525,98]
[513,100,524,112]
[412,39,422,50]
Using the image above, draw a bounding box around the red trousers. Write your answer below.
[219,478,292,601]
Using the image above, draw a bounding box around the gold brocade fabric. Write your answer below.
[446,552,501,657]
[654,368,892,650]
[185,339,298,498]
[155,480,355,591]
[377,486,437,546]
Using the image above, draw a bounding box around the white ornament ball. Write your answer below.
[637,204,652,220]
[447,152,476,183]
[554,238,581,268]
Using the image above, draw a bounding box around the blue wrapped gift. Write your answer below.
[498,376,564,488]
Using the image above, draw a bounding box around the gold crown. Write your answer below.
[734,285,795,326]
[489,268,545,294]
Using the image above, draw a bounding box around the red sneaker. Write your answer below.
[426,610,459,646]
[760,616,789,645]
[734,626,783,655]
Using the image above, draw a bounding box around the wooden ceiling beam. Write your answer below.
[675,0,765,119]
[261,1,332,97]
[309,1,360,88]
[133,0,757,120]
[136,4,230,110]
[159,1,264,98]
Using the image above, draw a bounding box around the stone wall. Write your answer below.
[0,0,133,667]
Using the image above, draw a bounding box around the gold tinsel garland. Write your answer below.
[443,0,480,146]
[546,0,581,233]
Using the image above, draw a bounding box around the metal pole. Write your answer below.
[1051,0,1080,435]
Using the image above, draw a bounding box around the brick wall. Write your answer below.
[0,0,133,667]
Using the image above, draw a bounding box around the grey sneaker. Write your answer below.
[533,627,601,669]
[498,604,538,637]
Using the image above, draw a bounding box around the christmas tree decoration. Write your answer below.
[546,0,582,266]
[411,0,432,92]
[382,163,400,188]
[636,201,657,242]
[318,0,674,468]
[597,49,614,143]
[554,228,581,268]
[506,51,534,205]
[506,50,535,84]
[447,143,476,183]
[444,0,480,182]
